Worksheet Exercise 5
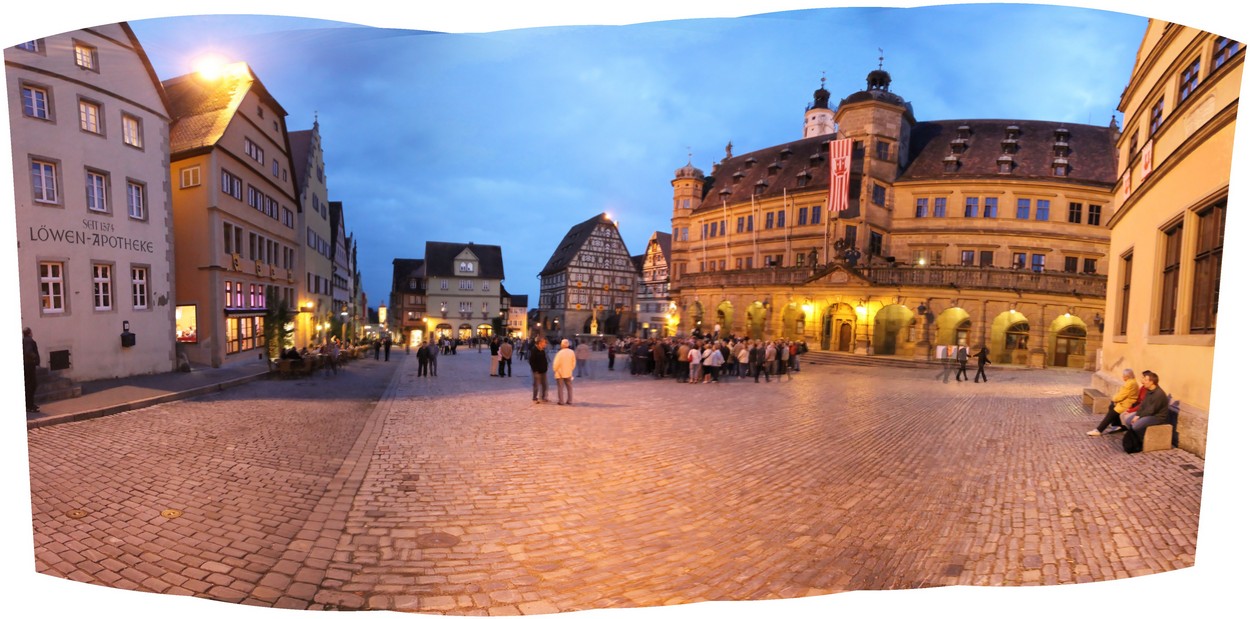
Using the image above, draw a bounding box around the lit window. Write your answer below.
[122,114,143,148]
[74,42,98,70]
[39,262,65,314]
[79,99,102,134]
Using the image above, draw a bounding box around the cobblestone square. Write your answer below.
[24,350,1206,615]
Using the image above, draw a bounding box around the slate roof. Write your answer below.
[424,241,505,280]
[695,119,1116,214]
[694,134,836,214]
[510,294,529,307]
[539,212,615,276]
[391,258,425,293]
[897,119,1118,186]
[288,129,312,194]
[163,62,287,156]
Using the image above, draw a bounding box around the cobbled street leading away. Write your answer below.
[25,349,1204,615]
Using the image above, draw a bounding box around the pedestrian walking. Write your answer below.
[687,342,702,383]
[974,346,991,383]
[608,341,616,371]
[489,337,501,376]
[427,340,439,376]
[553,339,577,405]
[23,327,40,413]
[575,340,590,378]
[529,338,549,403]
[955,346,970,382]
[373,338,382,360]
[383,336,392,361]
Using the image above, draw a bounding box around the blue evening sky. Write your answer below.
[2,3,1247,619]
[116,4,1154,308]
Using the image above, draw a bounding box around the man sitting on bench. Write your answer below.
[1087,368,1140,436]
[1123,370,1170,438]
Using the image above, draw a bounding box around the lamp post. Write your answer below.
[340,310,348,343]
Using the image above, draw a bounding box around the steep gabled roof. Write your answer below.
[539,212,615,276]
[424,241,506,280]
[288,129,313,194]
[510,294,529,307]
[651,231,672,264]
[163,62,288,156]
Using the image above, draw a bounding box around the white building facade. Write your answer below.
[9,24,176,381]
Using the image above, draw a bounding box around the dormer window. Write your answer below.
[957,125,972,139]
[779,147,792,161]
[943,155,959,173]
[949,138,968,154]
[796,169,811,188]
[732,170,745,184]
[719,187,732,197]
[744,157,757,168]
[997,154,1013,174]
[1005,125,1020,139]
[753,180,768,196]
[767,161,781,176]
[1052,160,1069,176]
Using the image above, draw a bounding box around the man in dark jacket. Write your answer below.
[23,327,40,413]
[529,338,549,403]
[1125,370,1170,437]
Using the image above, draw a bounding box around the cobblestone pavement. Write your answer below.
[26,349,1203,615]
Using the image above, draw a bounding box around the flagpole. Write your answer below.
[784,188,791,265]
[751,193,759,268]
[722,197,729,270]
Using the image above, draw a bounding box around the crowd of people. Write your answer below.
[605,335,807,384]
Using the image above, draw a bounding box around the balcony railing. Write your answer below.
[675,264,1107,298]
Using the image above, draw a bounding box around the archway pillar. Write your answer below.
[1028,304,1049,369]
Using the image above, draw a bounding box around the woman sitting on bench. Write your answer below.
[1087,368,1140,436]
[1122,370,1170,438]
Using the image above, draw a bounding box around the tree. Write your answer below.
[264,287,295,360]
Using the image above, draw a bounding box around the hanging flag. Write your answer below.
[828,138,853,213]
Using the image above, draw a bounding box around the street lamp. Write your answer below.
[340,310,348,343]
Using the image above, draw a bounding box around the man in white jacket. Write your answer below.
[552,339,578,406]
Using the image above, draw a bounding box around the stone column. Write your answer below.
[1028,303,1048,369]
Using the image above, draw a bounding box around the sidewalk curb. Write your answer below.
[26,370,273,431]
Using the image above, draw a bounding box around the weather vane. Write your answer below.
[878,48,884,70]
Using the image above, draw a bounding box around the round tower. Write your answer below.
[803,76,836,138]
[670,158,704,273]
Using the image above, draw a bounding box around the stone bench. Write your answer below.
[1141,402,1181,452]
[1142,424,1174,452]
[1082,388,1110,415]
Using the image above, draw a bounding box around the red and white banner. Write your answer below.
[1140,139,1154,180]
[828,137,852,214]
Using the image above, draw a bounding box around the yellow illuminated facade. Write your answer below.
[670,68,1116,369]
[1092,23,1241,458]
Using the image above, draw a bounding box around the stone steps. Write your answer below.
[34,369,81,403]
